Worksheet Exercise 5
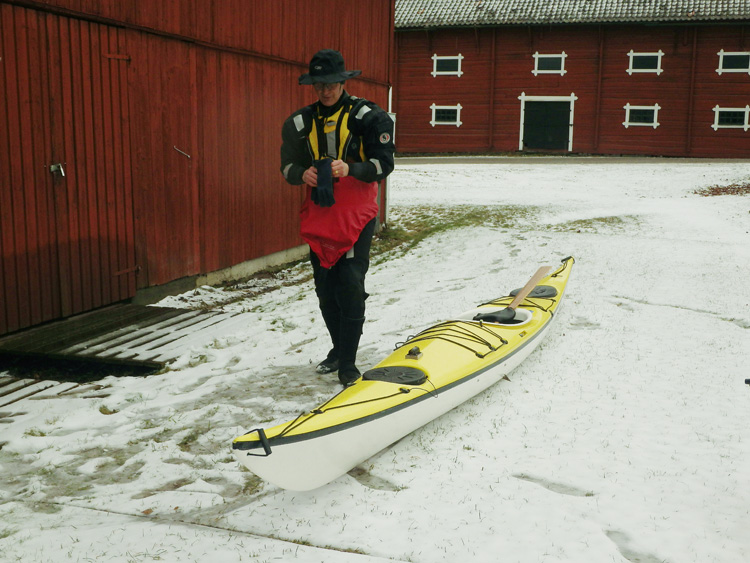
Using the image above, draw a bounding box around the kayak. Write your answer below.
[233,256,574,490]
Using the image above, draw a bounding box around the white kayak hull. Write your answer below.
[234,318,554,491]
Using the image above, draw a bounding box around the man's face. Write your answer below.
[313,82,344,107]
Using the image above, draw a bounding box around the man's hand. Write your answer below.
[304,161,348,185]
[302,166,318,186]
[331,160,349,178]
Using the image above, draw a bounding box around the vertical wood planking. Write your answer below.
[5,0,394,85]
[2,6,53,332]
[72,16,90,314]
[10,5,34,328]
[1,0,394,336]
[1,5,23,333]
[0,5,13,333]
[127,31,200,287]
[25,9,51,327]
[114,27,137,299]
[1,5,138,336]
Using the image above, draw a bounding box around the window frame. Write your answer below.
[716,50,750,75]
[431,54,464,77]
[532,52,568,76]
[626,50,665,75]
[429,103,463,127]
[622,103,661,129]
[711,105,750,131]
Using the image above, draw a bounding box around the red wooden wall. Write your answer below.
[0,0,395,336]
[1,7,137,334]
[394,23,750,157]
[8,0,394,84]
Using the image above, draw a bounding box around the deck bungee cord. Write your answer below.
[238,373,441,458]
[395,320,510,358]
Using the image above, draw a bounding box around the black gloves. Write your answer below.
[312,159,335,207]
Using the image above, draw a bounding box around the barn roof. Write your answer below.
[395,0,750,28]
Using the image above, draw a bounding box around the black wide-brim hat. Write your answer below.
[299,49,362,85]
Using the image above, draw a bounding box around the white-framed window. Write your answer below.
[431,54,464,77]
[627,50,664,75]
[532,52,567,76]
[716,50,750,75]
[430,103,463,127]
[623,103,661,128]
[711,105,750,131]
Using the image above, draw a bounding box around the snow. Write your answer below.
[1,156,749,563]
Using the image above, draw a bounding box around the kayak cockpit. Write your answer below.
[466,307,533,326]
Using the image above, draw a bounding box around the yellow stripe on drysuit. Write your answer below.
[309,104,365,161]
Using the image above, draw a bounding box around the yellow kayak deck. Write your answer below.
[234,257,574,451]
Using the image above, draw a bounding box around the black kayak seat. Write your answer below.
[473,311,526,324]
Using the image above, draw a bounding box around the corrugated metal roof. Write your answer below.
[395,0,750,28]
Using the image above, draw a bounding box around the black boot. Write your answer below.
[316,350,339,374]
[337,316,364,387]
[316,303,341,374]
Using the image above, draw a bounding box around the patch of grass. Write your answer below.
[30,464,95,499]
[23,427,46,437]
[547,215,638,233]
[95,458,145,486]
[150,428,175,444]
[373,204,537,264]
[178,429,205,452]
[694,182,750,197]
[139,419,159,430]
[324,546,368,555]
[188,354,210,368]
[371,223,414,255]
[28,501,62,514]
[241,474,263,495]
[99,405,118,415]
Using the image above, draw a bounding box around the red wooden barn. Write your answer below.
[394,0,750,157]
[0,0,395,336]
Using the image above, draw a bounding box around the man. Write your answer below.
[280,49,395,387]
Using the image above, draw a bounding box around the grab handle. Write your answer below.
[245,428,273,457]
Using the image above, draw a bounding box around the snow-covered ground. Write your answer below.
[1,156,749,563]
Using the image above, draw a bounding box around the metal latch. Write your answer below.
[50,163,65,177]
